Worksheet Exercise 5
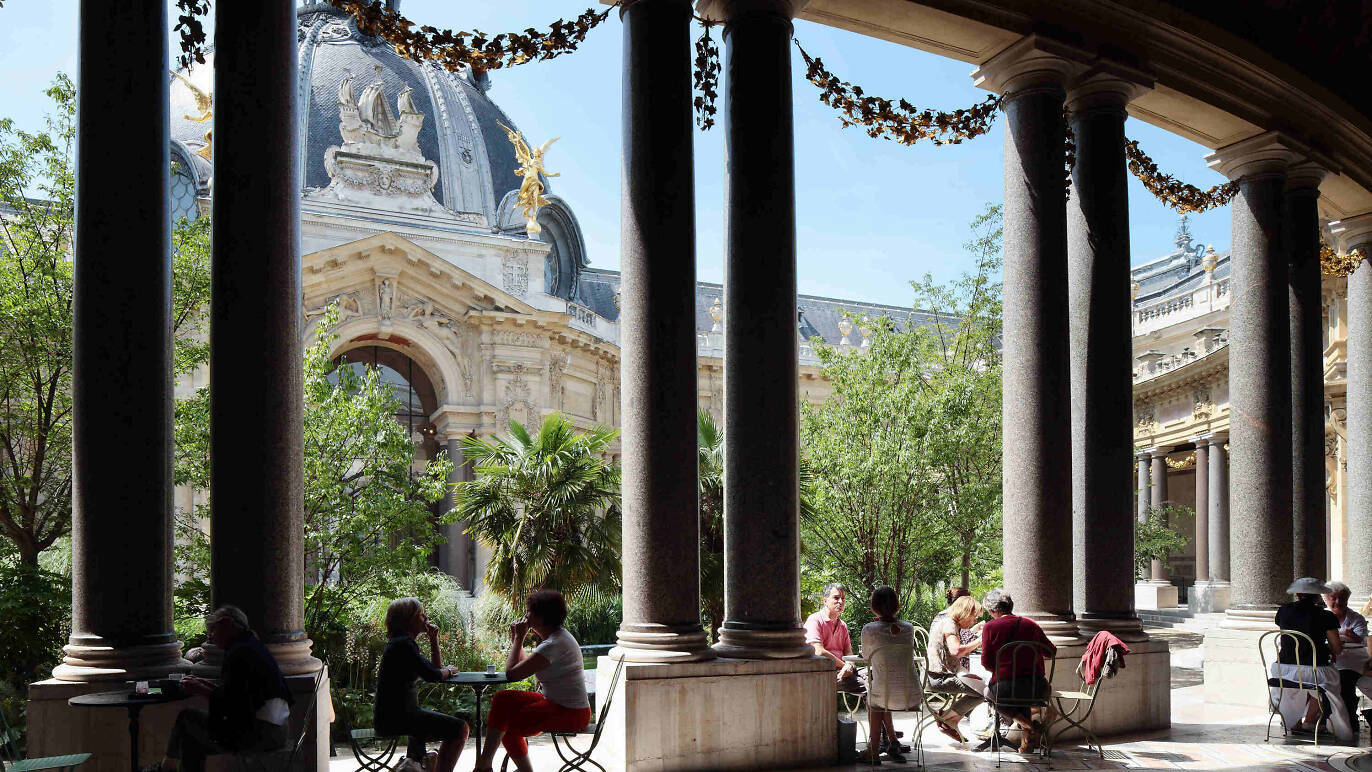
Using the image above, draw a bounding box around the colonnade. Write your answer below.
[58,0,319,681]
[1135,438,1230,605]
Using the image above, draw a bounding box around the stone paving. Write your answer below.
[327,634,1367,772]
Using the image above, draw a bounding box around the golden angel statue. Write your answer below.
[498,122,559,235]
[170,69,213,161]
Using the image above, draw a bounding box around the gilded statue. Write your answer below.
[498,122,558,235]
[171,69,213,161]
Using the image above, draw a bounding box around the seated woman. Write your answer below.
[1272,578,1353,740]
[860,586,917,765]
[144,606,292,772]
[1323,581,1368,728]
[374,598,469,772]
[473,590,592,772]
[926,595,987,744]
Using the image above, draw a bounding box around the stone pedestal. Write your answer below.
[1135,581,1180,610]
[1190,580,1232,613]
[1046,639,1171,738]
[27,670,331,772]
[597,656,836,771]
[1204,626,1275,708]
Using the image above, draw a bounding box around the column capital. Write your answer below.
[1065,62,1153,112]
[695,0,809,21]
[972,35,1091,96]
[1286,158,1336,192]
[1331,211,1372,254]
[430,404,482,438]
[1147,446,1173,458]
[1205,130,1308,181]
[1188,434,1215,445]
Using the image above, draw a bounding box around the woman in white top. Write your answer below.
[1325,581,1370,727]
[860,586,917,765]
[473,590,592,772]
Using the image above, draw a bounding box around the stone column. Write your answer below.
[1194,440,1210,584]
[1288,163,1330,580]
[208,0,319,674]
[1195,434,1232,611]
[614,0,714,663]
[1137,454,1150,521]
[55,0,187,681]
[1067,69,1149,641]
[974,38,1084,642]
[439,434,475,591]
[1337,213,1372,605]
[713,0,810,659]
[1206,133,1302,629]
[1149,448,1170,582]
[1210,435,1231,582]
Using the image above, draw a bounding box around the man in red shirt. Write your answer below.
[979,588,1055,752]
[804,583,858,689]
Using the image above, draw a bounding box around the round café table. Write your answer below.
[69,689,189,772]
[443,672,511,757]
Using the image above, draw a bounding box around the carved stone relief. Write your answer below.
[1192,387,1214,421]
[377,278,396,321]
[498,363,538,429]
[501,253,529,299]
[304,292,363,328]
[1134,402,1157,434]
[548,351,568,412]
[492,330,543,348]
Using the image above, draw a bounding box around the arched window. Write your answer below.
[170,162,199,224]
[330,346,438,445]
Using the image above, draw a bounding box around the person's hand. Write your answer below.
[180,676,214,697]
[839,662,854,678]
[510,619,530,641]
[426,622,440,641]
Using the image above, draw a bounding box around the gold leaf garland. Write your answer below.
[1123,139,1238,214]
[693,21,721,130]
[794,40,1002,146]
[1321,242,1366,277]
[175,0,211,69]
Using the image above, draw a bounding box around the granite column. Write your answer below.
[1287,165,1330,580]
[1338,213,1372,604]
[440,434,475,591]
[1149,448,1170,582]
[1137,454,1150,520]
[1067,70,1148,640]
[56,0,186,681]
[1194,440,1210,584]
[614,0,714,662]
[713,0,810,659]
[1207,134,1301,629]
[209,0,319,673]
[974,39,1083,642]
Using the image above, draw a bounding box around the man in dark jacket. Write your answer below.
[145,606,293,772]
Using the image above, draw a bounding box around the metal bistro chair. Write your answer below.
[1043,631,1113,760]
[984,640,1056,769]
[1259,629,1329,747]
[500,656,626,772]
[237,667,327,772]
[340,718,403,772]
[0,707,89,772]
[862,641,920,769]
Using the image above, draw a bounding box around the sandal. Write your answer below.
[935,718,965,744]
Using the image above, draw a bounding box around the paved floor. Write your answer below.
[328,631,1364,772]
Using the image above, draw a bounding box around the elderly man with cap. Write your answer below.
[1270,578,1355,741]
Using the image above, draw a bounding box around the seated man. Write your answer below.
[804,583,860,694]
[979,589,1054,753]
[145,606,293,772]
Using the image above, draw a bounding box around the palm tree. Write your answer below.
[697,411,726,642]
[455,412,621,602]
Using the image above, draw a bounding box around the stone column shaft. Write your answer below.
[1287,176,1328,579]
[614,0,713,662]
[1207,133,1301,628]
[1195,441,1210,582]
[1067,74,1147,640]
[714,4,810,659]
[1149,450,1170,582]
[975,41,1081,642]
[1137,454,1150,521]
[57,0,186,681]
[1342,222,1372,604]
[209,0,318,674]
[1209,436,1231,582]
[440,436,475,591]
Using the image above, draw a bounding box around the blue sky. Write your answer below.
[0,1,1234,307]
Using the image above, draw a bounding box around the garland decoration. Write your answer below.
[325,0,614,74]
[1063,111,1076,196]
[693,21,721,130]
[1124,139,1238,214]
[795,40,1001,146]
[175,0,211,69]
[1321,242,1366,277]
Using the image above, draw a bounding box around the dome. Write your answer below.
[169,1,590,298]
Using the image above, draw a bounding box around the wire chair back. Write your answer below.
[1258,628,1327,746]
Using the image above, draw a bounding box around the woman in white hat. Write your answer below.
[1271,578,1354,741]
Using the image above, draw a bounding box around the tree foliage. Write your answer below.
[697,410,724,642]
[174,306,453,635]
[1134,504,1192,580]
[455,413,621,603]
[800,204,1003,609]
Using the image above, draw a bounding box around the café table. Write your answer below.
[444,672,511,757]
[69,688,189,772]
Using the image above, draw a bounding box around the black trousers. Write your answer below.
[377,708,466,761]
[166,709,288,772]
[1339,669,1363,730]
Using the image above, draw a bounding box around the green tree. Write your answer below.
[1134,504,1191,580]
[173,306,454,635]
[455,413,621,603]
[0,76,211,566]
[800,204,1003,607]
[697,410,724,642]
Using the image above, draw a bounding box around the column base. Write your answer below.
[191,635,322,677]
[596,655,836,770]
[1221,604,1279,631]
[1189,580,1231,613]
[613,623,716,663]
[1134,581,1179,610]
[712,622,811,659]
[1045,639,1171,737]
[1204,624,1275,708]
[1021,613,1081,644]
[52,635,190,682]
[1076,612,1149,642]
